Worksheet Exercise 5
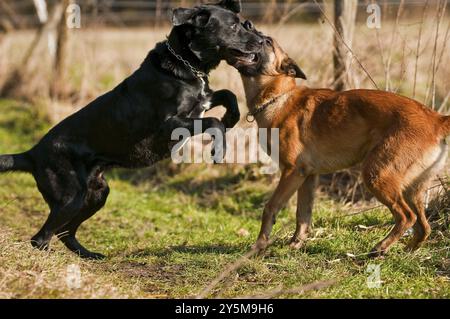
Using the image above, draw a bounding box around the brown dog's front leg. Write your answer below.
[289,175,317,249]
[254,168,306,251]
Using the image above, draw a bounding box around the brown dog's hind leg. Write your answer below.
[404,143,447,251]
[362,154,418,257]
[368,197,416,257]
[254,168,306,251]
[404,188,431,251]
[289,175,317,249]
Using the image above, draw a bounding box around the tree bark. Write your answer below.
[333,0,357,91]
[155,0,162,27]
[0,1,24,29]
[0,1,65,99]
[333,0,345,91]
[263,0,278,25]
[51,0,71,98]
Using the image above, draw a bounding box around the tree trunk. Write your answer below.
[333,0,345,91]
[333,0,357,91]
[263,0,278,24]
[51,0,71,98]
[0,1,65,99]
[155,0,162,28]
[0,1,24,29]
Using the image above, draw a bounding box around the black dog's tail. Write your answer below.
[0,152,33,173]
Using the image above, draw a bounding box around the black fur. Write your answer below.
[0,0,262,259]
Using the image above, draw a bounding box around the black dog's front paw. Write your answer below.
[210,89,240,128]
[222,111,240,128]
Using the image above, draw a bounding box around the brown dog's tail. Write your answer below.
[0,152,33,173]
[441,116,450,137]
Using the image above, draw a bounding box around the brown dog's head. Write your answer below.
[228,26,306,80]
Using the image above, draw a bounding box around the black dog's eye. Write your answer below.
[230,23,237,31]
[243,20,253,30]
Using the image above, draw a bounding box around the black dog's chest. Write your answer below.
[189,94,212,118]
[175,83,212,119]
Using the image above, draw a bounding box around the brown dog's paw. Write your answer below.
[404,241,422,253]
[289,238,305,250]
[368,245,387,258]
[252,239,269,254]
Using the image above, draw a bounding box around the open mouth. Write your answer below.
[229,49,259,65]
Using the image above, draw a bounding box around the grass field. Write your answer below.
[0,99,448,298]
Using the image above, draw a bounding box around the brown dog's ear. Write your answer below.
[281,58,307,79]
[216,0,241,13]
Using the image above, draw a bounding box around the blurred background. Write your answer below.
[1,1,449,115]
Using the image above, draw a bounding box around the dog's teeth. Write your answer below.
[247,54,255,62]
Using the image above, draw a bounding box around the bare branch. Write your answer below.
[238,279,337,299]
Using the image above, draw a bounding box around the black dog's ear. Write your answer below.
[172,8,195,26]
[216,0,241,13]
[281,58,307,79]
[172,8,210,27]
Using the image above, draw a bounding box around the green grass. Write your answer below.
[0,99,448,298]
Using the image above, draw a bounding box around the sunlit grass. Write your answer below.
[0,100,448,298]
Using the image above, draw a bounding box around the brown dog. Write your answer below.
[233,36,450,256]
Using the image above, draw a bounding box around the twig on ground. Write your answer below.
[215,273,239,299]
[237,279,337,299]
[196,221,291,299]
[195,244,266,299]
[336,204,385,218]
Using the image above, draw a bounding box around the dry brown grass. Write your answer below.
[0,228,143,298]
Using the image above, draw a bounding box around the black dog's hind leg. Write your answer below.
[57,169,109,259]
[31,186,87,251]
[210,89,240,128]
[31,161,88,252]
[163,117,226,163]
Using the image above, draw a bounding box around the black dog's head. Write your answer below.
[171,0,263,70]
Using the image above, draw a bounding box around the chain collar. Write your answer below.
[166,40,208,96]
[246,92,291,123]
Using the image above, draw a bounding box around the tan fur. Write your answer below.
[244,40,450,256]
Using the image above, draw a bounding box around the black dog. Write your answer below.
[0,0,263,259]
